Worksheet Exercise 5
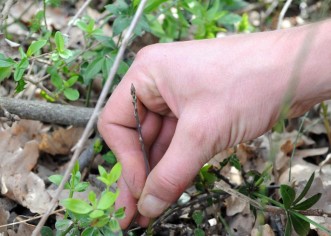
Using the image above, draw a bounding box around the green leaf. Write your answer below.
[15,79,26,93]
[30,10,44,32]
[93,215,109,228]
[0,67,12,82]
[59,49,73,59]
[284,214,292,236]
[102,151,117,165]
[88,191,97,206]
[97,189,119,210]
[51,52,60,61]
[48,175,63,186]
[84,57,104,84]
[54,31,65,52]
[97,176,110,186]
[292,193,321,210]
[280,185,296,209]
[194,228,205,236]
[60,198,93,215]
[107,162,122,186]
[112,15,131,36]
[64,88,79,101]
[289,212,310,236]
[89,209,104,219]
[14,58,29,81]
[50,72,63,90]
[218,13,242,26]
[64,75,79,88]
[82,227,100,236]
[192,210,204,226]
[206,0,220,21]
[229,154,241,171]
[144,0,167,13]
[27,40,47,57]
[41,226,53,236]
[290,210,331,235]
[98,165,107,177]
[105,0,128,16]
[0,55,15,67]
[76,20,88,32]
[293,172,315,205]
[114,207,126,219]
[109,219,121,232]
[55,219,72,231]
[74,182,90,192]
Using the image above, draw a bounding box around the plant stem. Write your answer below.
[43,0,48,30]
[289,112,308,182]
[320,102,331,147]
[85,80,92,107]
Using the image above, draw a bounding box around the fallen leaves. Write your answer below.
[0,121,51,213]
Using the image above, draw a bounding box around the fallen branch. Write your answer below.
[0,97,94,126]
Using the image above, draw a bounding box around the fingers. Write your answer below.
[116,177,137,228]
[137,116,210,218]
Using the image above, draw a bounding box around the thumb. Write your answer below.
[137,116,212,218]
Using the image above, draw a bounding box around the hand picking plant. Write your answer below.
[45,162,125,236]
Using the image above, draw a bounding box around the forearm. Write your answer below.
[283,19,331,117]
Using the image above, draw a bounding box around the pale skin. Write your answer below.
[98,20,331,228]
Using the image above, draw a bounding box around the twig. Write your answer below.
[277,0,293,29]
[131,84,150,175]
[0,208,64,229]
[125,84,152,232]
[0,97,93,126]
[32,0,149,234]
[0,0,17,29]
[64,0,93,35]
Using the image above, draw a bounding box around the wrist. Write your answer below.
[283,20,331,117]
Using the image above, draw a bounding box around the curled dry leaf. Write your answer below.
[0,121,51,213]
[225,195,249,216]
[0,207,10,233]
[39,127,84,155]
[7,221,35,236]
[0,34,20,59]
[251,224,275,236]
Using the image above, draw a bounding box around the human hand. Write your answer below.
[98,21,331,228]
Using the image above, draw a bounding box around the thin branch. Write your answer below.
[131,84,150,175]
[277,0,293,29]
[0,0,17,29]
[64,0,93,35]
[31,0,149,234]
[0,208,64,229]
[0,97,93,126]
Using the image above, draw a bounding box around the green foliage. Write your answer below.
[45,162,124,235]
[277,172,322,236]
[192,210,205,236]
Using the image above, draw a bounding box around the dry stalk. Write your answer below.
[31,0,149,234]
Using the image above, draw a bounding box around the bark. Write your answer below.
[0,97,95,126]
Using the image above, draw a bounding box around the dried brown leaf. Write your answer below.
[0,121,51,213]
[39,127,84,155]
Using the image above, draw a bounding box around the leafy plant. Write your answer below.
[45,162,125,235]
[192,210,205,236]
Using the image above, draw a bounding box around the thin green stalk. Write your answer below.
[43,0,48,29]
[219,215,234,236]
[85,80,93,107]
[288,112,308,182]
[320,102,331,147]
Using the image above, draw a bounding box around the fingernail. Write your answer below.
[138,195,170,218]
